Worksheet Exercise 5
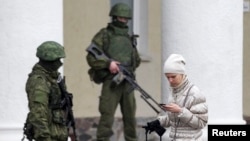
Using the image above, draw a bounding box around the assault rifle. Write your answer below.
[86,44,165,114]
[57,76,77,141]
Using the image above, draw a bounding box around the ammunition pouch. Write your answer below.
[49,96,73,125]
[52,109,67,125]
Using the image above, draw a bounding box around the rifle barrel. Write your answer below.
[124,76,165,113]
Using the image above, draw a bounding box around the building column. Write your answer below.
[161,0,244,140]
[0,0,63,140]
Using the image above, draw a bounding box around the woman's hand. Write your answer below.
[161,103,182,113]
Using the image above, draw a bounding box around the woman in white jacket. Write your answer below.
[156,54,208,141]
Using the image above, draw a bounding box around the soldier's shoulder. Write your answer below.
[26,72,51,92]
[94,28,108,37]
[27,72,47,85]
[92,27,109,46]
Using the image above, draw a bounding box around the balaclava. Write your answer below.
[39,59,63,72]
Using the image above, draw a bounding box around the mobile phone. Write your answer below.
[159,103,166,106]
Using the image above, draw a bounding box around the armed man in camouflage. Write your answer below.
[24,41,69,141]
[86,3,141,141]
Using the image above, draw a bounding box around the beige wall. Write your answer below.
[63,1,162,118]
[63,0,109,117]
[243,0,250,123]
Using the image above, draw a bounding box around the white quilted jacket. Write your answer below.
[158,76,208,141]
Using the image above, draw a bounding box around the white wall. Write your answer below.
[0,0,63,140]
[161,0,244,140]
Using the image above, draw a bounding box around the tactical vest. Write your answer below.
[26,65,67,125]
[87,23,139,84]
[103,24,136,72]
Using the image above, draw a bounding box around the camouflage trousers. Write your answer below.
[97,80,137,141]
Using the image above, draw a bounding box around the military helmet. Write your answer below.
[109,3,132,19]
[36,41,65,61]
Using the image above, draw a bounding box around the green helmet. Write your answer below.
[36,41,65,61]
[109,3,132,19]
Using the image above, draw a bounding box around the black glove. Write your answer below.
[146,120,159,133]
[143,120,166,136]
[154,124,166,137]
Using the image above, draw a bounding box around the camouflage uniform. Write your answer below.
[25,41,68,141]
[86,3,141,141]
